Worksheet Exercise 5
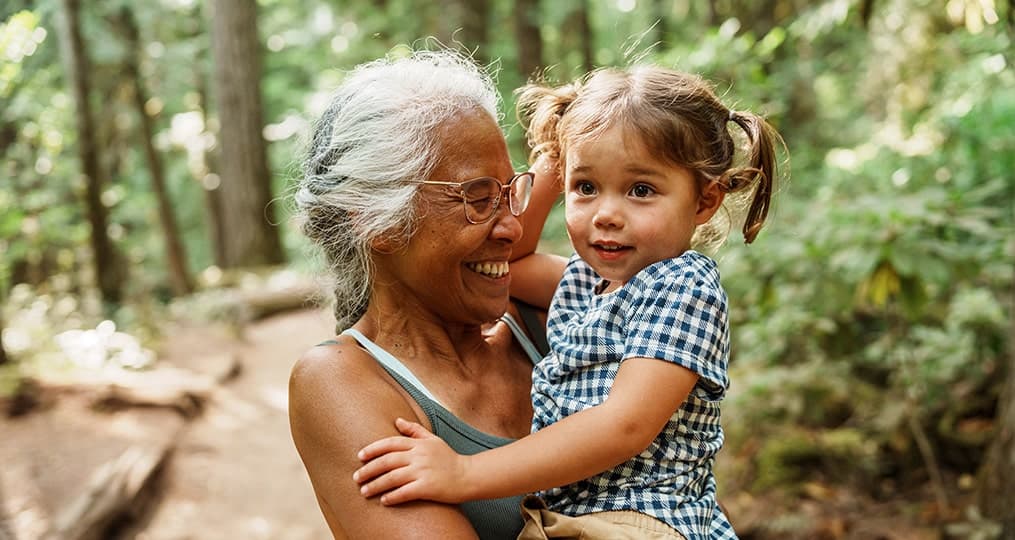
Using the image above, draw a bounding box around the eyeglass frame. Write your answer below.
[418,171,535,224]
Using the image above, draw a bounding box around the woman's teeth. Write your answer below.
[466,261,509,278]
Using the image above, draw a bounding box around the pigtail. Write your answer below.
[720,110,781,244]
[515,81,580,164]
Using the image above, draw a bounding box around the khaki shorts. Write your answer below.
[517,496,686,540]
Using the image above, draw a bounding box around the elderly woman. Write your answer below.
[288,51,562,539]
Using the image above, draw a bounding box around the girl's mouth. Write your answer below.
[592,243,631,260]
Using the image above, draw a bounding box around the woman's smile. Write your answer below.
[465,260,510,278]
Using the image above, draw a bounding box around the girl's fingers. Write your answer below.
[379,482,423,506]
[395,417,435,439]
[358,435,414,461]
[359,466,414,499]
[353,450,408,484]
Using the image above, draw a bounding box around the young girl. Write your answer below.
[353,65,782,540]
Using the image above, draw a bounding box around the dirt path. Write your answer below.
[122,308,335,539]
[1,308,337,540]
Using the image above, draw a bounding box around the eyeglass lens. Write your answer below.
[461,174,533,222]
[510,173,533,215]
[462,179,500,222]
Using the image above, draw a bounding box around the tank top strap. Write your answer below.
[339,320,530,538]
[340,315,542,410]
[500,313,544,363]
[342,328,447,408]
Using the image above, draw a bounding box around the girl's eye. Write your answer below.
[630,184,655,198]
[576,181,596,195]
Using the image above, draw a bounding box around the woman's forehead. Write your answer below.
[430,109,512,181]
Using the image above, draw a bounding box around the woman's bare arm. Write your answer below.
[289,342,479,539]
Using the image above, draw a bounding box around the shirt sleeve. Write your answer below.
[549,254,598,313]
[623,274,730,394]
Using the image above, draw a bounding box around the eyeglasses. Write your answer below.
[419,172,534,224]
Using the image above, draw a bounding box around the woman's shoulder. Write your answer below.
[291,335,374,390]
[289,335,426,429]
[288,337,475,538]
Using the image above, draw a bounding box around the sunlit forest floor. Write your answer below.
[2,309,334,540]
[0,308,994,539]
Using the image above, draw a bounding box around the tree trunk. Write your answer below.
[209,0,285,268]
[57,0,124,306]
[0,314,8,366]
[977,252,1015,536]
[198,73,228,269]
[194,2,228,269]
[707,0,719,26]
[513,0,543,80]
[859,0,876,29]
[744,0,778,38]
[115,6,194,296]
[564,1,593,71]
[651,0,669,46]
[459,0,491,62]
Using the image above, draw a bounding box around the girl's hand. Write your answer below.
[354,418,473,505]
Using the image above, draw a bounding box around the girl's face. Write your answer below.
[564,124,723,293]
[376,108,523,324]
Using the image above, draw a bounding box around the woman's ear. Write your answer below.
[695,182,725,225]
[370,234,400,254]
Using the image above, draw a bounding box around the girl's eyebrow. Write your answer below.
[568,164,665,178]
[624,165,664,177]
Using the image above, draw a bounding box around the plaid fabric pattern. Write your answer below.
[531,251,737,540]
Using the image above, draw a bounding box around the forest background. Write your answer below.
[1,0,1014,537]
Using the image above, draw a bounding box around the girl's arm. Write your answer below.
[354,357,699,505]
[509,154,567,309]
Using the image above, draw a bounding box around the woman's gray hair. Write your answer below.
[294,50,500,330]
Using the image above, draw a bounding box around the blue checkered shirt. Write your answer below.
[531,251,737,540]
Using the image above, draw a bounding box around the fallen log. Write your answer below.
[237,284,320,321]
[90,354,241,418]
[50,442,174,540]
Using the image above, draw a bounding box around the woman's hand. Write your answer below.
[354,418,475,505]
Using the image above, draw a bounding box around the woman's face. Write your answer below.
[378,108,522,325]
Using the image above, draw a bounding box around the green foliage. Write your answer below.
[751,426,879,492]
[714,1,1014,493]
[2,0,1012,512]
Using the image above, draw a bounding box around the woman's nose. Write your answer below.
[490,205,523,243]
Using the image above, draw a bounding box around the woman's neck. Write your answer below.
[357,293,493,371]
[357,291,534,438]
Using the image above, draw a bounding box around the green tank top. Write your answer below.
[340,313,545,540]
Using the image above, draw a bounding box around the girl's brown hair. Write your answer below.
[517,66,784,245]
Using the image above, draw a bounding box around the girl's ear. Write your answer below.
[695,182,725,225]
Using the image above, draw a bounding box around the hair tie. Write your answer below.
[728,109,736,122]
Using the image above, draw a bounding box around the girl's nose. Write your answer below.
[592,199,624,229]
